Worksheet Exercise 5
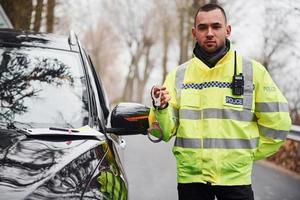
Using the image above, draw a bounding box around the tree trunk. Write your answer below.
[46,0,56,33]
[33,0,44,32]
[0,0,33,30]
[137,45,153,102]
[122,73,133,101]
[162,24,169,83]
[209,0,218,4]
[182,22,189,61]
[178,7,185,64]
[122,52,137,101]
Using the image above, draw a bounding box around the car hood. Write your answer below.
[0,129,104,199]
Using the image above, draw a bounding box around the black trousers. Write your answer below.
[178,183,254,200]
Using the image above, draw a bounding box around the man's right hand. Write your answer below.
[151,86,171,109]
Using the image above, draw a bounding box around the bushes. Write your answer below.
[267,139,300,174]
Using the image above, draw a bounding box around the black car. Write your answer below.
[0,29,150,200]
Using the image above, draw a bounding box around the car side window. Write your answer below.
[0,47,90,128]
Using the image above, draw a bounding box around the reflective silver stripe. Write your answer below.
[179,109,201,119]
[175,62,189,103]
[172,107,179,117]
[174,137,201,148]
[179,108,256,122]
[174,137,259,149]
[243,58,253,110]
[203,108,256,121]
[203,138,259,149]
[258,125,288,140]
[172,107,179,125]
[255,102,289,112]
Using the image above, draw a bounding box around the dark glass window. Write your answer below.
[0,46,89,128]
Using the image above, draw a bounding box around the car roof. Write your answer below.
[0,29,79,52]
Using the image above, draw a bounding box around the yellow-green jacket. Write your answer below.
[149,49,291,185]
[98,171,127,200]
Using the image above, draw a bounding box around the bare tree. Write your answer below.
[33,0,44,32]
[176,0,217,64]
[122,17,157,102]
[0,0,33,30]
[46,0,56,33]
[102,0,159,102]
[82,21,122,103]
[155,0,177,82]
[259,1,291,72]
[256,0,300,119]
[0,0,57,32]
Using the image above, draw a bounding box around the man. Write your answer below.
[149,3,291,200]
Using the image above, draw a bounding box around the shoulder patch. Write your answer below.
[263,86,276,92]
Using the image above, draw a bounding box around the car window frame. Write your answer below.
[86,54,110,122]
[77,43,106,133]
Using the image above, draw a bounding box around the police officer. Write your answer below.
[149,3,291,200]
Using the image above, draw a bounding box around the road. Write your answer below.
[252,161,300,200]
[121,135,300,200]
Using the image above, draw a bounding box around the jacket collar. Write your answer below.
[193,39,231,68]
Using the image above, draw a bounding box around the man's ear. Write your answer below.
[226,25,231,37]
[192,27,196,38]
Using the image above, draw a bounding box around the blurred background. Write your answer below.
[1,0,300,199]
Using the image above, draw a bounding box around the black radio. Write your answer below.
[231,51,244,95]
[232,73,244,95]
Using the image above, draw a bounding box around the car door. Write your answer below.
[81,141,128,200]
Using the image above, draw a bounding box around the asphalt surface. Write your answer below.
[121,135,300,200]
[252,161,300,200]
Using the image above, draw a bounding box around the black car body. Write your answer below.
[0,29,149,200]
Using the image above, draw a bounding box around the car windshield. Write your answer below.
[0,46,90,129]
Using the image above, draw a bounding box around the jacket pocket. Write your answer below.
[180,90,201,109]
[221,151,253,174]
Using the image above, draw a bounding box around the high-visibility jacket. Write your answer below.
[98,171,127,200]
[149,48,291,185]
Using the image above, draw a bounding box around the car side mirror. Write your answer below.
[106,103,150,135]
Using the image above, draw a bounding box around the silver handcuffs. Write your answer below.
[148,86,164,142]
[151,86,162,108]
[147,122,163,143]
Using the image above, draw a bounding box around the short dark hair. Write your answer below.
[194,3,227,27]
